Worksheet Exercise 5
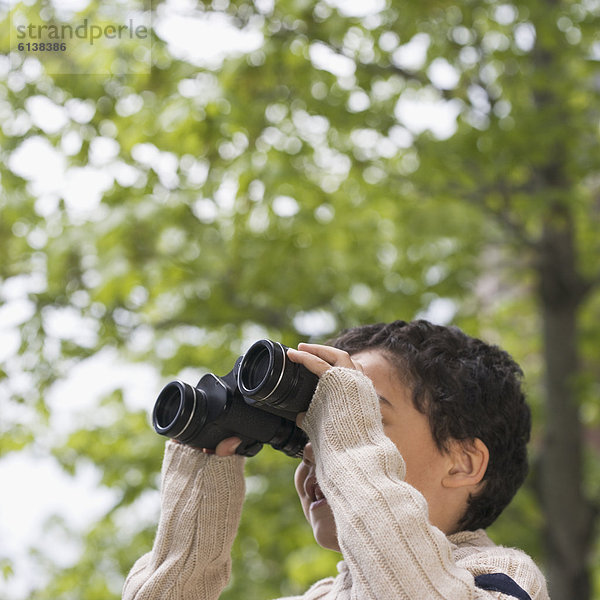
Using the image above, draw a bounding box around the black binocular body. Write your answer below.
[152,340,319,457]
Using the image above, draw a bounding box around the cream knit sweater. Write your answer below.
[123,367,549,600]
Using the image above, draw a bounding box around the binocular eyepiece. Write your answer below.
[152,340,319,457]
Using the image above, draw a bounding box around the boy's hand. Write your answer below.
[287,343,363,428]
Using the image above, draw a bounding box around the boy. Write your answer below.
[123,320,549,599]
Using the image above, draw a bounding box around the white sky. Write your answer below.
[2,1,459,597]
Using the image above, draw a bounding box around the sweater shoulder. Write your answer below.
[451,530,549,599]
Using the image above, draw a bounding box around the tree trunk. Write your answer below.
[537,217,595,600]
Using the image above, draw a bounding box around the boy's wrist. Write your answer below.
[303,367,384,446]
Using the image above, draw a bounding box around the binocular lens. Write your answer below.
[238,340,285,401]
[241,345,272,391]
[239,339,318,414]
[153,381,200,438]
[154,387,181,430]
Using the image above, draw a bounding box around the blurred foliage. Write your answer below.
[1,0,599,598]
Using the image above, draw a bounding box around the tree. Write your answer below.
[1,0,599,598]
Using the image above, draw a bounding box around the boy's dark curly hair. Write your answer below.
[327,319,531,531]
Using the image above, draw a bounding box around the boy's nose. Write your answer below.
[302,442,315,464]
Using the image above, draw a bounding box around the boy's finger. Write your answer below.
[287,348,332,377]
[214,437,242,457]
[296,411,306,429]
[296,343,356,369]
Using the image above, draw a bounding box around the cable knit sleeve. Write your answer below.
[122,441,245,600]
[301,367,491,599]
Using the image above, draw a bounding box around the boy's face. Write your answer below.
[294,349,454,551]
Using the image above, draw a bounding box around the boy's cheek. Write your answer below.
[294,462,308,496]
[294,463,313,517]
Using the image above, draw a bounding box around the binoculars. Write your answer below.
[152,340,319,457]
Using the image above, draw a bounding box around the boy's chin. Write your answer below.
[311,517,340,552]
[315,532,341,552]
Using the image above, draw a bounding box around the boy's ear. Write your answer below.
[442,438,489,489]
